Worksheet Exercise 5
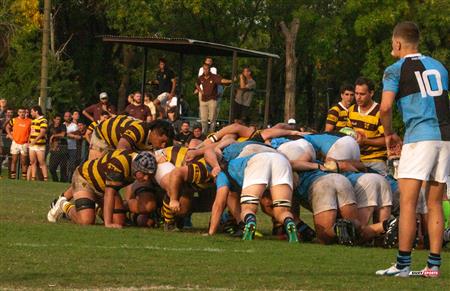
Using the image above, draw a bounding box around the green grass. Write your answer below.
[0,179,449,290]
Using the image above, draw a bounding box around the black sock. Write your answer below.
[244,213,256,225]
[427,252,441,268]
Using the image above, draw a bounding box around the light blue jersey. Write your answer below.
[216,154,256,191]
[383,54,449,143]
[222,141,266,162]
[303,133,342,155]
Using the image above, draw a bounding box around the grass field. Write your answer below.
[1,179,449,290]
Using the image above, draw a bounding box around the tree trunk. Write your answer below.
[117,45,134,112]
[39,0,51,113]
[280,19,299,122]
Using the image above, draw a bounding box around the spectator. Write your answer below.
[152,58,177,118]
[0,100,7,177]
[82,92,116,122]
[187,124,206,148]
[325,84,355,132]
[5,107,31,179]
[1,109,14,174]
[195,63,232,134]
[76,122,88,163]
[233,67,256,123]
[0,98,7,121]
[64,111,81,181]
[196,57,224,119]
[144,93,157,121]
[175,121,192,146]
[29,106,48,181]
[124,91,152,122]
[48,115,67,182]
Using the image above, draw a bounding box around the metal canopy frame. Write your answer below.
[100,35,279,126]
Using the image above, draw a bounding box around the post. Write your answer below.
[264,58,273,128]
[228,51,238,123]
[140,47,148,105]
[39,0,51,113]
[178,53,184,117]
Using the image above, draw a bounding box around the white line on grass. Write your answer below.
[9,242,256,254]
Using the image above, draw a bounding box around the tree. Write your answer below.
[280,19,300,122]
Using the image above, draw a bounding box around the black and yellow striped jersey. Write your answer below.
[347,103,387,162]
[78,149,138,194]
[326,102,349,131]
[163,145,213,189]
[94,115,151,151]
[30,116,48,145]
[87,121,98,133]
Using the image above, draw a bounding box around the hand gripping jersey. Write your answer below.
[383,53,449,143]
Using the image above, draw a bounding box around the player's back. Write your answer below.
[384,54,449,143]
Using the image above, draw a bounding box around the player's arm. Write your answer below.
[324,109,338,132]
[260,128,302,140]
[167,166,189,213]
[358,135,386,147]
[209,185,230,235]
[202,123,253,147]
[103,186,122,228]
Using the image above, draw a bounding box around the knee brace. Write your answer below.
[240,195,259,205]
[75,198,96,211]
[272,199,292,208]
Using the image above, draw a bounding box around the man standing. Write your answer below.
[124,91,151,122]
[48,115,67,182]
[82,92,116,122]
[376,21,449,278]
[152,58,177,113]
[234,67,256,123]
[347,77,387,174]
[29,106,48,181]
[196,63,232,134]
[64,111,80,181]
[325,84,355,132]
[5,107,31,179]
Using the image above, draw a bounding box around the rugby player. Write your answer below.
[205,140,298,242]
[325,84,355,132]
[47,151,157,228]
[88,114,174,159]
[347,77,388,174]
[376,21,449,277]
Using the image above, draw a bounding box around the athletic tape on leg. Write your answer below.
[240,195,259,205]
[272,199,291,208]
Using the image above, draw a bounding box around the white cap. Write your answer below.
[287,118,296,125]
[99,92,108,99]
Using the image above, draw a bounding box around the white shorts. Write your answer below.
[353,173,392,209]
[157,92,169,104]
[237,144,277,158]
[29,144,46,152]
[397,141,449,183]
[327,136,360,161]
[155,161,175,186]
[277,139,316,161]
[10,141,28,155]
[242,152,293,190]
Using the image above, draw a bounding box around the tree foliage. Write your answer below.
[0,0,448,131]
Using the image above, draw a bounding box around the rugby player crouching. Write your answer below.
[47,151,157,228]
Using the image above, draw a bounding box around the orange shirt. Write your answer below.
[9,117,32,144]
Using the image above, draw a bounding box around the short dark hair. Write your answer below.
[355,77,375,92]
[181,120,190,126]
[148,119,175,140]
[193,123,202,130]
[340,83,354,94]
[159,57,167,64]
[393,21,420,45]
[100,111,109,116]
[31,106,43,115]
[53,114,62,119]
